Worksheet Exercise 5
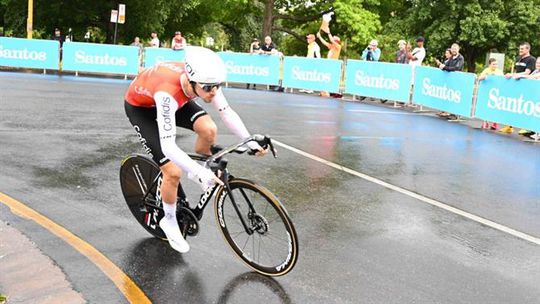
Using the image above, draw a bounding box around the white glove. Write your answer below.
[247,140,264,151]
[188,166,222,191]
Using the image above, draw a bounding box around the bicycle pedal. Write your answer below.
[177,207,199,237]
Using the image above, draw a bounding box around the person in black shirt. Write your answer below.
[52,28,65,61]
[436,43,464,119]
[502,42,537,136]
[52,28,64,47]
[261,36,277,54]
[438,43,464,71]
[260,36,284,92]
[506,42,536,78]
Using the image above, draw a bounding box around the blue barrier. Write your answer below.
[476,76,540,132]
[282,57,342,92]
[62,42,139,75]
[0,37,59,70]
[412,67,476,117]
[143,48,185,68]
[219,52,280,86]
[344,60,413,102]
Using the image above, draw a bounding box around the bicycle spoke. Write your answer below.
[264,233,290,246]
[258,234,277,264]
[241,234,251,251]
[228,229,247,238]
[252,232,256,262]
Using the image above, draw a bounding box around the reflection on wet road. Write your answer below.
[0,73,539,303]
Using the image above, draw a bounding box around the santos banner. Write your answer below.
[218,52,280,86]
[412,67,476,117]
[62,42,139,75]
[144,48,185,68]
[476,76,540,132]
[282,57,342,92]
[0,37,59,70]
[344,60,413,102]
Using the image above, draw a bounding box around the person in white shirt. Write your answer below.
[306,34,321,58]
[299,34,321,94]
[149,32,160,48]
[408,36,426,66]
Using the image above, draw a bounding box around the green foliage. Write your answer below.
[385,0,540,71]
[1,0,538,72]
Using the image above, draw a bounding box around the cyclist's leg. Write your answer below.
[175,100,216,155]
[125,101,189,252]
[193,116,217,155]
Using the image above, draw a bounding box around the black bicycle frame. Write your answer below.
[137,135,273,233]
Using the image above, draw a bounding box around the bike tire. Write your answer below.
[214,178,299,276]
[120,154,167,239]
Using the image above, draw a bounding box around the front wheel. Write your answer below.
[214,178,299,276]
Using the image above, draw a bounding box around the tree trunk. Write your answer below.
[262,0,274,38]
[465,48,477,73]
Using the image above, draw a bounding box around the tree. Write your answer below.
[385,0,540,72]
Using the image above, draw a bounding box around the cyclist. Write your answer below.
[124,46,267,253]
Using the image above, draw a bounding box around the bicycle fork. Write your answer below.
[222,172,258,236]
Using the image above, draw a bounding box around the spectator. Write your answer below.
[149,32,160,48]
[500,42,536,135]
[478,58,504,130]
[316,31,342,60]
[131,36,143,51]
[396,40,408,64]
[249,38,262,54]
[316,30,342,97]
[437,43,464,71]
[130,36,144,65]
[434,48,452,68]
[52,28,65,61]
[526,58,540,140]
[52,28,64,48]
[247,38,262,90]
[299,34,321,94]
[408,37,426,66]
[261,36,277,54]
[519,57,540,80]
[306,34,321,58]
[261,36,284,92]
[436,44,464,119]
[361,39,381,61]
[443,48,452,64]
[171,31,187,50]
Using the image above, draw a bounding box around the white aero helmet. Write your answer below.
[184,46,227,84]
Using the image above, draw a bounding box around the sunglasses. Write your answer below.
[197,82,222,92]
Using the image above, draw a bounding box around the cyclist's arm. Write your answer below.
[211,89,250,139]
[154,91,201,173]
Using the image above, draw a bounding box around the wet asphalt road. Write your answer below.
[0,72,539,304]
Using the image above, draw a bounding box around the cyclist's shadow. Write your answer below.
[216,272,293,304]
[123,237,209,303]
[124,239,293,304]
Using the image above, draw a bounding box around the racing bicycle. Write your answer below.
[119,135,298,276]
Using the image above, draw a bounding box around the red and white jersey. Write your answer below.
[125,62,192,108]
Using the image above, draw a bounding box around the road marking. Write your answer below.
[273,140,540,246]
[0,192,151,303]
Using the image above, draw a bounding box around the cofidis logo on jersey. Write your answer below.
[412,66,476,117]
[219,52,280,86]
[62,42,139,75]
[345,60,413,102]
[282,57,342,92]
[476,76,540,132]
[0,37,59,70]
